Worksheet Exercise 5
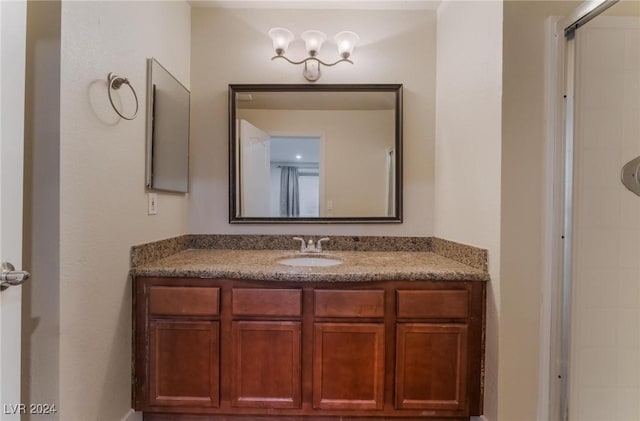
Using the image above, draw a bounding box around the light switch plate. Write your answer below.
[148,193,158,215]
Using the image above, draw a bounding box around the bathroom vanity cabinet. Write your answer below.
[133,277,485,420]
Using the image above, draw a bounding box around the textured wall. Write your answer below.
[501,1,579,420]
[434,1,503,419]
[58,2,191,420]
[23,1,61,419]
[190,7,436,236]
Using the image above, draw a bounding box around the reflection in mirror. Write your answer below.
[146,58,190,193]
[271,136,321,217]
[230,84,402,223]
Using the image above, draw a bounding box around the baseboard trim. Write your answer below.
[121,409,142,421]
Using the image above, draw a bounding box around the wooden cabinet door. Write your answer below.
[313,323,385,410]
[231,321,302,408]
[395,323,468,411]
[149,320,219,407]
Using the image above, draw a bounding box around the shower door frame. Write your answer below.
[545,1,620,420]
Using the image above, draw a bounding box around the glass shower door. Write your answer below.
[569,10,640,421]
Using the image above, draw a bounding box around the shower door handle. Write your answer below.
[621,156,640,197]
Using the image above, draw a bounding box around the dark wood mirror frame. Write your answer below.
[229,84,403,224]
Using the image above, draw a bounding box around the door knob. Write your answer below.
[1,262,30,290]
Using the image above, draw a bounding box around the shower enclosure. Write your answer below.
[556,1,640,419]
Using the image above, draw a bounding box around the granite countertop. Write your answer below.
[131,248,489,282]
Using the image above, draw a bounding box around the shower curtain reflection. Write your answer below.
[279,166,300,217]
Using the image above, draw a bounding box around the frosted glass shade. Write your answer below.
[335,31,360,59]
[301,30,327,56]
[269,27,294,55]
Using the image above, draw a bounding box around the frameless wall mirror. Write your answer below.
[146,58,190,193]
[229,84,403,224]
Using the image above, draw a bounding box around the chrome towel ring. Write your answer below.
[107,72,139,120]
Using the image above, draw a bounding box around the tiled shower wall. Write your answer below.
[571,15,640,421]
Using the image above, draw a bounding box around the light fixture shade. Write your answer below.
[301,30,327,56]
[335,31,360,59]
[268,27,294,55]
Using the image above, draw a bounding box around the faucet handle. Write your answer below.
[292,237,306,252]
[316,237,330,252]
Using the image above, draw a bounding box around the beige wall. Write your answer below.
[22,1,61,418]
[190,7,436,235]
[434,1,503,419]
[55,1,190,420]
[501,1,578,420]
[238,108,395,217]
[502,2,640,420]
[604,0,640,16]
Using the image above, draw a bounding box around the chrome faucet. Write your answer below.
[316,237,330,252]
[292,237,306,252]
[292,237,330,253]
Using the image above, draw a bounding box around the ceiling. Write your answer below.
[270,136,321,164]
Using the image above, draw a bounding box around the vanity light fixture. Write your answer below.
[268,27,360,82]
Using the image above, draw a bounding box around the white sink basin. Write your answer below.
[278,255,343,267]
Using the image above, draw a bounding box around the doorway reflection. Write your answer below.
[270,136,321,217]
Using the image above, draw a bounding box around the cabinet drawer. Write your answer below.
[397,290,468,319]
[232,288,301,317]
[149,286,219,317]
[315,290,384,318]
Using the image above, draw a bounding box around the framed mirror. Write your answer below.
[229,84,402,224]
[146,58,190,193]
